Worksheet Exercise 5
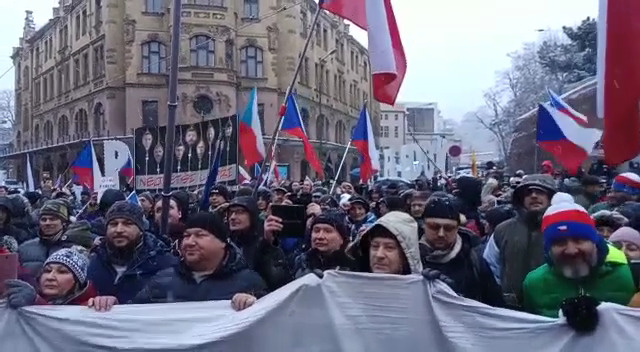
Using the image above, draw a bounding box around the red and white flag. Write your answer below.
[597,0,640,165]
[320,0,406,105]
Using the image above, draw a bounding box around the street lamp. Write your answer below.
[318,48,337,174]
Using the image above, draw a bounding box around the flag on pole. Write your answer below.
[538,92,602,174]
[199,144,223,211]
[239,87,266,166]
[320,0,406,105]
[54,175,63,189]
[238,165,251,184]
[352,104,380,182]
[71,142,101,191]
[597,0,640,165]
[120,154,135,184]
[282,94,324,178]
[127,191,141,206]
[26,154,35,192]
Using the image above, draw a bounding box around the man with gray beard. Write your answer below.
[483,174,557,308]
[522,193,638,318]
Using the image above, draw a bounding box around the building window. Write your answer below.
[82,9,88,35]
[190,35,215,67]
[64,62,71,92]
[142,100,159,127]
[299,56,309,86]
[74,109,89,136]
[257,103,265,132]
[23,67,29,90]
[224,39,234,69]
[48,73,54,98]
[145,0,163,13]
[33,124,40,144]
[75,14,81,40]
[59,115,70,137]
[44,121,54,141]
[350,50,355,71]
[363,61,368,80]
[142,41,167,73]
[94,103,105,134]
[382,126,389,138]
[315,24,321,47]
[395,114,398,121]
[355,54,359,74]
[34,80,41,104]
[73,57,80,87]
[244,0,258,18]
[82,52,89,83]
[43,77,48,101]
[240,46,263,78]
[93,44,105,78]
[322,28,328,51]
[394,126,399,138]
[300,10,308,38]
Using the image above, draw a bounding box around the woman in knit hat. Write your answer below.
[293,210,357,279]
[610,226,640,261]
[4,248,117,311]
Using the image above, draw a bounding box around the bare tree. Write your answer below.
[0,89,15,127]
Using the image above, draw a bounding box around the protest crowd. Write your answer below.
[3,164,640,334]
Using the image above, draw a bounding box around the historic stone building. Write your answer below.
[5,0,379,182]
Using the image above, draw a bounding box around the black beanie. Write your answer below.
[310,210,349,241]
[422,197,460,222]
[185,212,229,243]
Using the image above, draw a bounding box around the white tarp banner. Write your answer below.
[1,271,640,351]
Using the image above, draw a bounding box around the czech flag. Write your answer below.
[120,154,134,184]
[320,0,406,105]
[352,104,380,182]
[71,142,101,191]
[238,165,251,184]
[282,94,324,179]
[597,0,640,165]
[537,100,602,174]
[239,87,266,166]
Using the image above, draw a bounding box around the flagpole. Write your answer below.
[329,140,352,194]
[159,0,182,238]
[254,5,324,194]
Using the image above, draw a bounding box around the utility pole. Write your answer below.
[159,0,182,237]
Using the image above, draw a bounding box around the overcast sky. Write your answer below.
[0,0,597,120]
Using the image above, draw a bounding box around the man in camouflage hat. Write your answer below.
[18,199,94,277]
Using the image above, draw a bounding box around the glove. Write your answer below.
[422,268,456,288]
[5,279,37,309]
[560,295,600,333]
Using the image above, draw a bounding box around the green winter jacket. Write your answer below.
[523,253,636,318]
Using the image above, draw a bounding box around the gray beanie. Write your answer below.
[105,201,146,232]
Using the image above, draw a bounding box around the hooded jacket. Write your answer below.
[133,242,266,303]
[0,197,34,245]
[229,196,292,291]
[354,211,423,274]
[485,174,557,307]
[17,220,96,278]
[419,229,504,307]
[87,232,177,303]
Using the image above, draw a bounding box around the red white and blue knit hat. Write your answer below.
[612,172,640,196]
[542,193,608,265]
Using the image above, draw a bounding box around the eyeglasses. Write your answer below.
[425,222,457,233]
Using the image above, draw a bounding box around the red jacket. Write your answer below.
[34,281,98,306]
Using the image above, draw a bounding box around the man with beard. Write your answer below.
[482,174,556,308]
[589,172,640,214]
[523,193,638,318]
[87,201,176,303]
[573,175,603,210]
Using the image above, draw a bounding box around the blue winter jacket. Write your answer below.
[132,242,267,304]
[87,233,177,303]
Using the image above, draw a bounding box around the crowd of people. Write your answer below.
[2,163,640,333]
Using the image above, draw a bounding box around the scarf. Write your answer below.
[39,228,65,244]
[422,234,463,264]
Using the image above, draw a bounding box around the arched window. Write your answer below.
[33,124,40,144]
[335,120,346,144]
[44,121,54,141]
[93,103,104,135]
[300,107,310,134]
[16,131,21,149]
[315,115,325,140]
[141,41,167,73]
[190,35,214,67]
[74,109,89,135]
[59,115,70,138]
[240,46,263,78]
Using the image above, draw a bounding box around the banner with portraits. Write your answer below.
[134,115,238,190]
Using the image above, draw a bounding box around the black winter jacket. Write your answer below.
[132,243,266,303]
